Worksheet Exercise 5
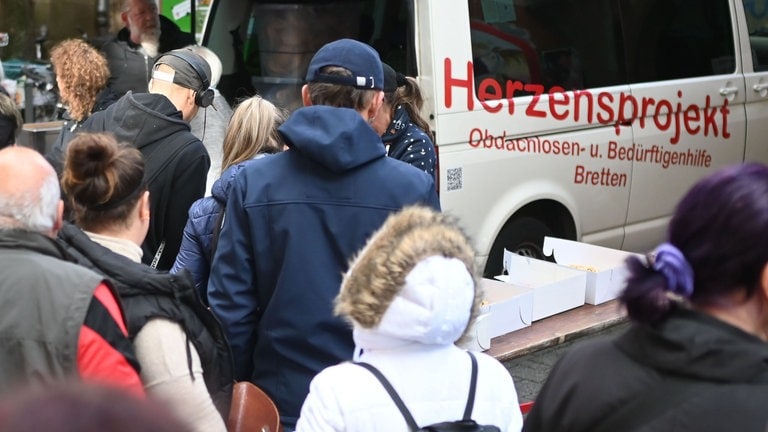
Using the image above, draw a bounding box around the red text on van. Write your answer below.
[444,59,731,145]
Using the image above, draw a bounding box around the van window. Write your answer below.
[226,0,413,111]
[468,0,735,101]
[744,0,768,71]
[621,0,735,82]
[468,0,625,98]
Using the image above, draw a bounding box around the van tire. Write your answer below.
[483,216,553,278]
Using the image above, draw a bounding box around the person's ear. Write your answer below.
[51,199,64,235]
[301,85,312,107]
[138,190,150,221]
[760,263,768,301]
[121,11,130,26]
[182,88,198,120]
[366,90,385,122]
[186,88,197,107]
[756,262,768,341]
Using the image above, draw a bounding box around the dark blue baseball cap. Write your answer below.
[305,39,384,90]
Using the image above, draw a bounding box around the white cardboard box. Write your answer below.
[463,309,492,352]
[542,236,642,305]
[463,278,534,352]
[501,249,587,321]
[482,277,534,338]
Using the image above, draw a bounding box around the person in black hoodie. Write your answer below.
[524,163,768,432]
[47,47,211,271]
[56,132,232,432]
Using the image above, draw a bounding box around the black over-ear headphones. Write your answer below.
[164,50,215,108]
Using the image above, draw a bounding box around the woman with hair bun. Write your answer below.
[524,163,768,432]
[56,132,232,432]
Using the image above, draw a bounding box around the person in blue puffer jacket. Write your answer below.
[171,95,286,302]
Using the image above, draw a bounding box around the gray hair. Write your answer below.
[0,172,60,232]
[121,0,157,12]
[186,45,223,88]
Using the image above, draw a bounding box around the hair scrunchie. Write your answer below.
[652,242,694,298]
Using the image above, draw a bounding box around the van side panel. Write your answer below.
[621,0,747,253]
[738,0,768,165]
[426,0,633,269]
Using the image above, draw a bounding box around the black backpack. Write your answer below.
[355,351,501,432]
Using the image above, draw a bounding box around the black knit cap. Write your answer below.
[382,62,407,93]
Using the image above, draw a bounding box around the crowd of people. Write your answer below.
[3,1,768,431]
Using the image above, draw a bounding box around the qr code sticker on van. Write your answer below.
[446,167,463,191]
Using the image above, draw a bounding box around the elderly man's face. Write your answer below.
[124,0,160,45]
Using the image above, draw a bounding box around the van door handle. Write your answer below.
[753,83,768,92]
[719,86,739,96]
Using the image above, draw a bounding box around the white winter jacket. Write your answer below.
[296,257,523,432]
[297,345,522,432]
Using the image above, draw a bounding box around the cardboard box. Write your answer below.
[542,237,642,305]
[502,249,587,320]
[462,305,491,352]
[482,278,534,338]
[463,278,533,352]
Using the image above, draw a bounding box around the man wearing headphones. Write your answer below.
[47,48,212,271]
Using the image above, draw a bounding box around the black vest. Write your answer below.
[57,223,233,417]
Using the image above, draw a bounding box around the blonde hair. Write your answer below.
[50,39,110,122]
[221,95,287,173]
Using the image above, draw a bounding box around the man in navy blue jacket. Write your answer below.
[207,38,440,430]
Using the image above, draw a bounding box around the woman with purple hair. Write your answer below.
[524,163,768,432]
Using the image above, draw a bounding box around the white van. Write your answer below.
[202,0,768,276]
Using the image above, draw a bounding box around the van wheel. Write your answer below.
[483,217,553,278]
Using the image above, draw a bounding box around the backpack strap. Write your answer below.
[208,208,226,266]
[463,351,479,420]
[149,239,165,269]
[355,351,479,431]
[355,361,420,431]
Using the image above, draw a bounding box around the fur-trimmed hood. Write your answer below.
[335,206,481,351]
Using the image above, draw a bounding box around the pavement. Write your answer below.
[502,321,629,403]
